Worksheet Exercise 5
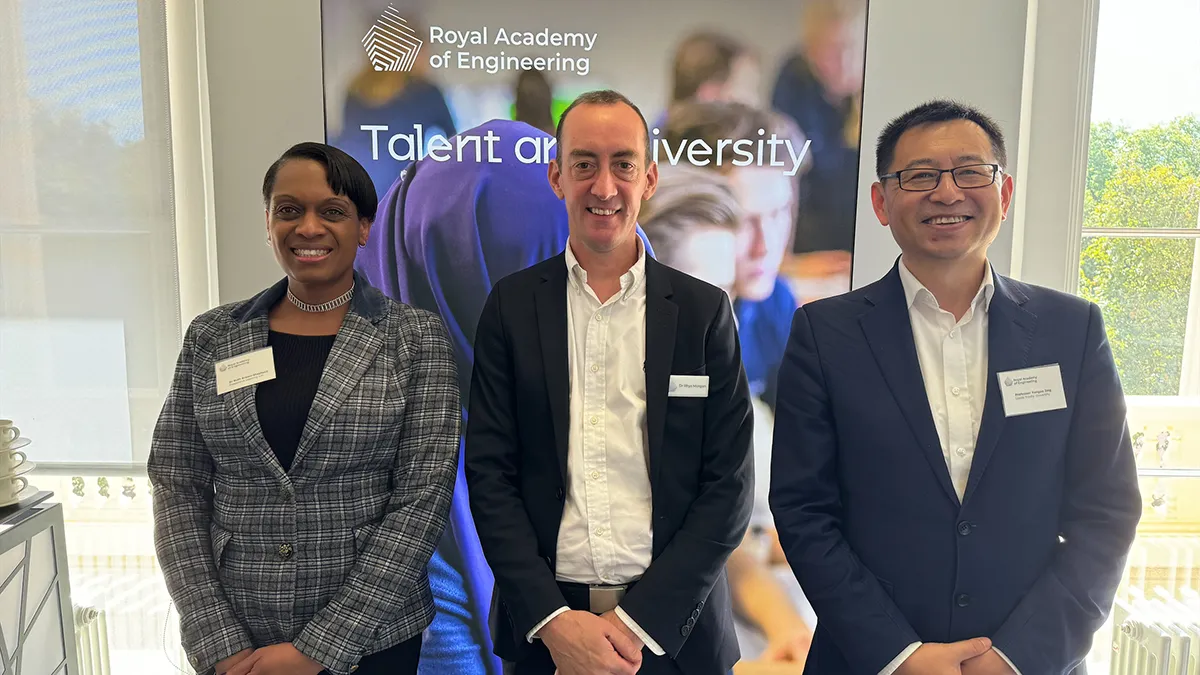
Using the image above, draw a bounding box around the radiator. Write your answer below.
[1110,534,1200,675]
[73,604,112,675]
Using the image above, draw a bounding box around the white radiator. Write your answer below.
[73,604,112,675]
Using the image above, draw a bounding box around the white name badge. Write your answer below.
[997,364,1067,417]
[669,375,710,398]
[215,347,277,395]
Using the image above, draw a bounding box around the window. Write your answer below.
[1079,1,1200,672]
[1,1,188,672]
[1079,0,1200,398]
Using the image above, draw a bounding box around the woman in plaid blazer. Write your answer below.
[148,142,460,675]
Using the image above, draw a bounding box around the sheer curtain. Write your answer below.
[0,0,179,468]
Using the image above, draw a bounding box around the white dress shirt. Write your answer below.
[527,240,666,656]
[880,261,1021,675]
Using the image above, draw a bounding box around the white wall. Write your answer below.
[203,0,326,303]
[202,0,1081,301]
[852,0,1033,288]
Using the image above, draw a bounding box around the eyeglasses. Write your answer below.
[879,163,1002,192]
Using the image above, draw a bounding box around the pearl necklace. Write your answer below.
[287,282,354,313]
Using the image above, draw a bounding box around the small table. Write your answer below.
[0,492,80,674]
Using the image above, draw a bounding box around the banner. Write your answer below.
[320,0,867,671]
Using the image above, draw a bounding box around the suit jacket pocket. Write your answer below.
[353,520,382,555]
[210,522,233,569]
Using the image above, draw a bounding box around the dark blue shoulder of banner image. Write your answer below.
[734,276,796,412]
[771,52,860,254]
[330,77,458,199]
[355,118,655,675]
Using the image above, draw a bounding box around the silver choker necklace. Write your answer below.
[287,282,354,313]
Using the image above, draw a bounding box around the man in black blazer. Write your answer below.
[465,89,754,675]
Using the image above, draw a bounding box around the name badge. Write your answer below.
[997,364,1067,417]
[215,347,277,395]
[669,375,709,398]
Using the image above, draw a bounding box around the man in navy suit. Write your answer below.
[769,100,1141,675]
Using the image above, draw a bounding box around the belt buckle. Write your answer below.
[588,585,627,614]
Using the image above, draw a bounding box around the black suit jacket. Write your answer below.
[464,252,754,674]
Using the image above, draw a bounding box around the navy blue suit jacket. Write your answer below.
[769,263,1141,675]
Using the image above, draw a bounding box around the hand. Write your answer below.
[895,638,993,675]
[961,648,1016,675]
[761,628,812,665]
[539,610,642,675]
[598,610,644,652]
[226,644,325,675]
[214,649,253,675]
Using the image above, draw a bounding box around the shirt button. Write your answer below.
[590,470,601,480]
[591,364,600,373]
[590,416,599,425]
[956,593,971,607]
[278,543,293,560]
[955,447,967,458]
[951,386,962,397]
[950,330,958,339]
[594,527,606,537]
[595,313,603,321]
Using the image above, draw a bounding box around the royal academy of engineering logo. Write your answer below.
[363,5,423,72]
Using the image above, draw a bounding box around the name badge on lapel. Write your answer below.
[669,375,709,398]
[215,347,277,395]
[997,364,1067,417]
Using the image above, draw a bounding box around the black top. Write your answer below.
[255,330,336,472]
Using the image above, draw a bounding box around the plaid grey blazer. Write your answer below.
[148,275,460,675]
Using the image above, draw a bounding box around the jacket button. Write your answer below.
[957,521,972,536]
[697,601,704,610]
[956,593,971,607]
[680,625,691,637]
[690,609,700,620]
[278,543,293,560]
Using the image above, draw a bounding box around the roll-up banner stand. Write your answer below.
[320,1,867,671]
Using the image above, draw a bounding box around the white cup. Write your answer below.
[0,449,27,475]
[0,476,28,502]
[0,420,19,446]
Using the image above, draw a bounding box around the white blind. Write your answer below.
[0,0,179,466]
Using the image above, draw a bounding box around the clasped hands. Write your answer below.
[539,609,645,675]
[216,644,324,675]
[895,638,1016,675]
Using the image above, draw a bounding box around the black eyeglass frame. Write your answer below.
[878,163,1003,192]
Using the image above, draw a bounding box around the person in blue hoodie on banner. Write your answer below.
[356,118,656,675]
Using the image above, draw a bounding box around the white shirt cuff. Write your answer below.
[526,606,570,643]
[614,606,665,656]
[993,647,1022,674]
[880,642,922,675]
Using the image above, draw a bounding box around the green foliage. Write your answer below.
[1079,115,1200,395]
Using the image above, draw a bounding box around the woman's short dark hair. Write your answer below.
[875,100,1007,178]
[261,142,379,223]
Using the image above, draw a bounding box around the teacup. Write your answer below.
[0,449,27,475]
[0,475,28,502]
[0,420,19,446]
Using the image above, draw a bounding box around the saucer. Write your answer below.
[0,438,30,452]
[0,484,38,508]
[0,460,36,479]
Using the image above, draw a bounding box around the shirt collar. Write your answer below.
[898,258,995,313]
[565,236,647,300]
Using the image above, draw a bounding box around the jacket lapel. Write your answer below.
[860,267,959,505]
[644,259,677,491]
[962,276,1036,504]
[217,313,286,481]
[291,281,388,471]
[535,257,571,484]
